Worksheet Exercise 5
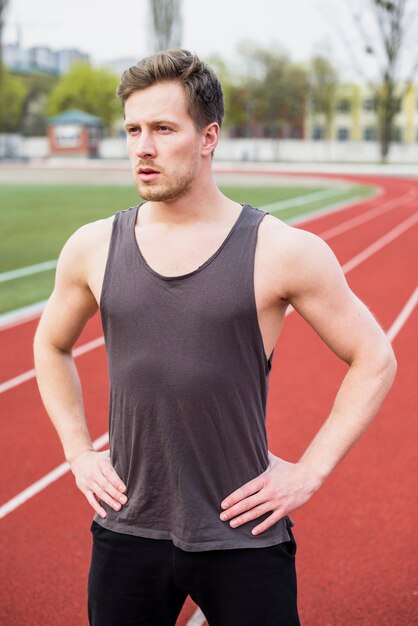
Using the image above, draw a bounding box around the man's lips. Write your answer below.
[137,167,160,181]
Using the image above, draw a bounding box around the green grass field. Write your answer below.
[0,183,374,314]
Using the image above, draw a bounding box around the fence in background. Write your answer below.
[1,134,418,163]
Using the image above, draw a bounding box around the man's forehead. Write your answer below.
[124,81,188,119]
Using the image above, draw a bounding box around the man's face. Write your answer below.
[124,81,204,202]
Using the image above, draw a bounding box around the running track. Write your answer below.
[0,173,417,625]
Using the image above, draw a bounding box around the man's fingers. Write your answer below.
[225,502,273,528]
[220,492,268,521]
[97,477,128,505]
[71,450,128,513]
[86,491,107,518]
[100,461,127,493]
[91,482,124,512]
[221,476,264,509]
[251,510,283,536]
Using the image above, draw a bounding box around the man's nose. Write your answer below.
[135,131,156,159]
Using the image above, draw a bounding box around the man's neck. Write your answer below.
[142,173,239,227]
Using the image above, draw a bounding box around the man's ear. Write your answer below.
[201,122,220,156]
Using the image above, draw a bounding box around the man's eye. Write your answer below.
[127,128,139,135]
[157,126,171,133]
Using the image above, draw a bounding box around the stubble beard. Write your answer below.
[135,149,200,203]
[137,172,194,202]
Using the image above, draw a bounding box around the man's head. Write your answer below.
[117,48,224,131]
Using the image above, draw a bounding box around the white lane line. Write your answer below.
[319,190,415,240]
[341,212,418,274]
[386,286,418,343]
[0,191,345,286]
[0,433,109,520]
[0,187,379,331]
[286,193,375,227]
[0,300,48,331]
[0,337,105,394]
[185,608,207,626]
[0,282,416,521]
[1,211,417,395]
[261,186,351,212]
[0,260,57,283]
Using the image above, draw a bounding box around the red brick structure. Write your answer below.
[47,109,103,158]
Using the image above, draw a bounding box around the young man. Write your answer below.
[34,49,396,626]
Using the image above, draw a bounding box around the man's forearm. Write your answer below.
[298,348,397,486]
[34,342,94,462]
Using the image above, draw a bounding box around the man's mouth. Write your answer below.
[137,166,160,182]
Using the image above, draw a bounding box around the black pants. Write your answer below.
[88,521,300,626]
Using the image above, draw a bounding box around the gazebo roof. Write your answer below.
[48,109,103,126]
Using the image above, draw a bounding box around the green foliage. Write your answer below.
[0,65,28,132]
[20,72,58,136]
[309,56,339,139]
[21,71,58,97]
[47,63,120,131]
[204,54,241,128]
[224,43,308,137]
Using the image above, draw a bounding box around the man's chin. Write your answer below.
[136,185,183,203]
[136,184,160,201]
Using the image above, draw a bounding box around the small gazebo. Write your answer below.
[47,109,103,158]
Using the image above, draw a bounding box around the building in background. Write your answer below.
[4,41,90,75]
[54,49,91,75]
[47,110,103,158]
[307,83,418,145]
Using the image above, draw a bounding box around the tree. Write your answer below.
[0,0,9,100]
[0,67,27,132]
[308,56,339,140]
[20,72,58,136]
[339,0,418,160]
[204,54,241,130]
[47,63,120,132]
[148,0,182,52]
[232,43,308,139]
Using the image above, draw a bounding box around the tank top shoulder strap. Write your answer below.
[223,203,269,270]
[115,204,141,230]
[107,204,141,259]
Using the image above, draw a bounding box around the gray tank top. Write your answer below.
[95,202,292,551]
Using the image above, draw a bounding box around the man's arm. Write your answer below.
[33,222,127,518]
[219,226,397,535]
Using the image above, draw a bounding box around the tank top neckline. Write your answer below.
[131,202,248,282]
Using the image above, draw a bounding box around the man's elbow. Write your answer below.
[353,336,397,384]
[376,341,397,387]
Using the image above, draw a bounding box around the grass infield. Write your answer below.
[0,183,374,313]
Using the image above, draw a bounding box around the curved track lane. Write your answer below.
[0,173,417,625]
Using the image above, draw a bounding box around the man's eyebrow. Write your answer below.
[124,119,179,129]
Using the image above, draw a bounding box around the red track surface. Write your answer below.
[0,173,417,626]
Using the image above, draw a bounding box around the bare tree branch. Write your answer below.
[334,0,417,161]
[148,0,183,52]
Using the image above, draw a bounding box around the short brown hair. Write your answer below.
[117,48,224,130]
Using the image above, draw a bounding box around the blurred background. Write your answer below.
[1,0,418,164]
[0,3,417,626]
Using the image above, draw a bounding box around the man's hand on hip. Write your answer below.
[69,449,128,518]
[219,451,320,536]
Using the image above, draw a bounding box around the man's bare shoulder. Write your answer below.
[258,213,344,298]
[65,215,115,251]
[259,213,331,260]
[60,215,114,259]
[56,215,115,285]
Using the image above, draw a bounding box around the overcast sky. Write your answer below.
[4,1,355,68]
[4,0,418,80]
